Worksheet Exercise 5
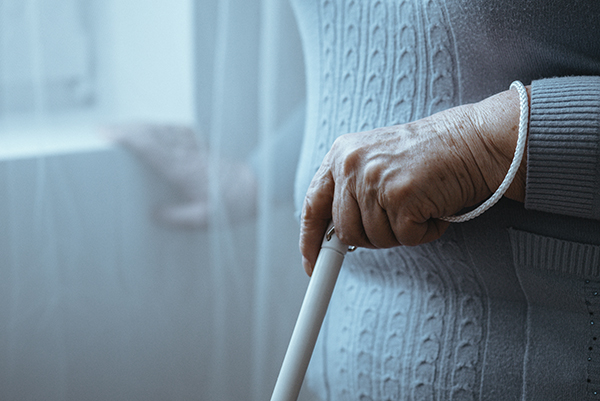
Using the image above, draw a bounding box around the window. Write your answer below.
[0,0,96,116]
[0,0,194,129]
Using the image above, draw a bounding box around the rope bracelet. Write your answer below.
[440,80,529,223]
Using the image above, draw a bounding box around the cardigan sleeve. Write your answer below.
[525,75,600,220]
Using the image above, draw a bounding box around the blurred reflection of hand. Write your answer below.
[103,124,257,228]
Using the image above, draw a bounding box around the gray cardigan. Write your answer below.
[290,0,600,399]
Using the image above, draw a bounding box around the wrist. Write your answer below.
[473,85,530,203]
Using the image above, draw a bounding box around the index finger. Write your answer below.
[299,168,335,276]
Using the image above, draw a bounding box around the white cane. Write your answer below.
[270,224,353,401]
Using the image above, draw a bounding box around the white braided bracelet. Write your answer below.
[440,80,529,223]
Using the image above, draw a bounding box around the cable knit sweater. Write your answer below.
[290,0,600,400]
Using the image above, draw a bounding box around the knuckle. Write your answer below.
[330,134,364,176]
[380,175,413,209]
[340,147,363,176]
[363,162,383,187]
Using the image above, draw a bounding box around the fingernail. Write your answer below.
[302,257,313,277]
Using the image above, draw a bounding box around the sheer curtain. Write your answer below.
[0,0,309,400]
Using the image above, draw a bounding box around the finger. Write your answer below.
[155,202,210,229]
[390,213,450,246]
[360,194,402,248]
[331,181,373,249]
[417,218,451,245]
[300,169,335,276]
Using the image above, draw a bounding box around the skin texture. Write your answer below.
[300,86,530,276]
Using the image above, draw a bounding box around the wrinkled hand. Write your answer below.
[102,124,257,228]
[300,88,528,275]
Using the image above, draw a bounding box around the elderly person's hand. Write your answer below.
[300,87,529,275]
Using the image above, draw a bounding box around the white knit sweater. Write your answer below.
[291,0,600,399]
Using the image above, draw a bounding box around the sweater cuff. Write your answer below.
[525,76,600,220]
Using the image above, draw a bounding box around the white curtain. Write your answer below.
[0,0,310,400]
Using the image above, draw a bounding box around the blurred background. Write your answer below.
[0,0,309,399]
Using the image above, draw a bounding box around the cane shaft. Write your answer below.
[270,228,347,401]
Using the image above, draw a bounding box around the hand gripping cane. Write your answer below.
[270,224,353,401]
